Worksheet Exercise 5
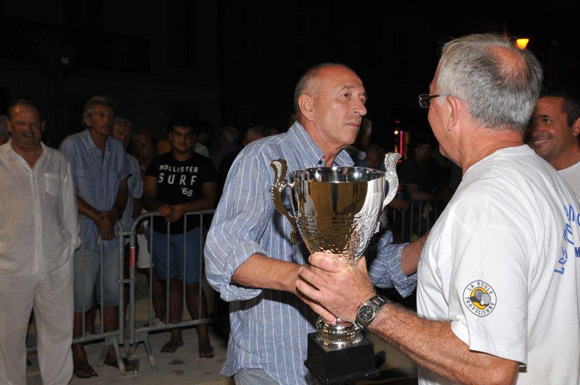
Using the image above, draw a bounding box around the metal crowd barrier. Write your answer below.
[384,200,445,242]
[25,210,219,377]
[24,203,439,376]
[25,220,129,373]
[124,210,222,373]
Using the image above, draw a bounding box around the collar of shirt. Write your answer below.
[287,121,354,168]
[2,139,48,170]
[81,128,113,159]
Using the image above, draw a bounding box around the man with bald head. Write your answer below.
[205,63,423,385]
[0,100,80,384]
[298,34,580,385]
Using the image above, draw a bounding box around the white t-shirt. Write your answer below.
[559,160,580,198]
[417,145,580,385]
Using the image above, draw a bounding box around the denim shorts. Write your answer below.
[149,228,201,283]
[73,248,121,312]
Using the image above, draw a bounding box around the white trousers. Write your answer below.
[0,262,74,385]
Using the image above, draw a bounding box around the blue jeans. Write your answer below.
[150,228,201,283]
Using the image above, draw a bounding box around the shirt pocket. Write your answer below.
[44,173,61,196]
[77,170,96,198]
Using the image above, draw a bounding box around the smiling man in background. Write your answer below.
[528,85,580,196]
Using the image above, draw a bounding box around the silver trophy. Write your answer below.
[270,153,401,350]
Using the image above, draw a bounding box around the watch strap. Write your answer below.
[355,294,388,329]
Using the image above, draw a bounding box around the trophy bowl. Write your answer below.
[270,153,400,349]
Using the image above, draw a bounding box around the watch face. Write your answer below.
[359,305,375,322]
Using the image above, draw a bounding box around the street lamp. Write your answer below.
[516,38,530,50]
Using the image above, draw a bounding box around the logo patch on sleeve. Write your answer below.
[463,280,496,317]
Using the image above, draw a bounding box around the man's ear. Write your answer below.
[572,117,580,137]
[446,95,461,131]
[298,94,314,121]
[42,121,46,132]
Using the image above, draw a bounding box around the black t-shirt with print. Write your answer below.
[145,151,217,233]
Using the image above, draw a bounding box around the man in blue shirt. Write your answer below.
[205,63,424,385]
[60,96,131,378]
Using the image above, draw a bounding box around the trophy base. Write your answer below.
[305,332,379,385]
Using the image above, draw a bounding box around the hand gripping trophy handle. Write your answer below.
[382,152,402,208]
[270,159,300,244]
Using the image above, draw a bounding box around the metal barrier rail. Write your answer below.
[384,200,445,242]
[25,210,219,376]
[26,219,129,373]
[24,203,439,376]
[124,210,223,373]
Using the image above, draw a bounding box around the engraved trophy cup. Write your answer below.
[270,153,401,384]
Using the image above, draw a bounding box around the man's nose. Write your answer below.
[354,100,367,116]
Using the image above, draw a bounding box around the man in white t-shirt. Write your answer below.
[296,33,580,385]
[528,85,580,196]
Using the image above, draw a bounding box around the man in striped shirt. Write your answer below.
[205,63,423,385]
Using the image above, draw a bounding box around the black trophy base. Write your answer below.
[304,332,379,385]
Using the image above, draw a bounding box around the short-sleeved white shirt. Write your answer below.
[417,146,580,385]
[559,160,580,198]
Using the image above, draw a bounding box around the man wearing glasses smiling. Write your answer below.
[298,34,580,385]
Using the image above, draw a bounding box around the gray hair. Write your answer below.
[436,33,543,133]
[220,126,239,143]
[293,63,350,120]
[82,96,116,127]
[244,125,270,142]
[114,117,133,130]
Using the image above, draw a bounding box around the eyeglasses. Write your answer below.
[418,94,443,109]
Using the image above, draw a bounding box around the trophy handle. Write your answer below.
[270,159,300,244]
[382,152,402,209]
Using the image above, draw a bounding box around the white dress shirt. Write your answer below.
[0,141,80,276]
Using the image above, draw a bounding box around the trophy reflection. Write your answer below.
[270,153,400,384]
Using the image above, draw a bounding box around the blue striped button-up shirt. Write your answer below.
[205,122,416,385]
[59,129,129,251]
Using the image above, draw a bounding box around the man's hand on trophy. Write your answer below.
[295,283,337,324]
[296,253,376,323]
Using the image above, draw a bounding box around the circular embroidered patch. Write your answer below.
[463,280,497,317]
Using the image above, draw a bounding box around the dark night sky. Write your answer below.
[232,1,580,148]
[1,1,579,148]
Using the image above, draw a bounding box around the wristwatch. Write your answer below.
[355,294,388,329]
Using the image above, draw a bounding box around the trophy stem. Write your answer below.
[315,316,363,350]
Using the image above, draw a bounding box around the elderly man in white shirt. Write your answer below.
[0,99,80,385]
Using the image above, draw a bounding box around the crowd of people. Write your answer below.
[1,32,579,385]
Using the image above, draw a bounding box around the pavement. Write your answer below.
[25,270,418,385]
